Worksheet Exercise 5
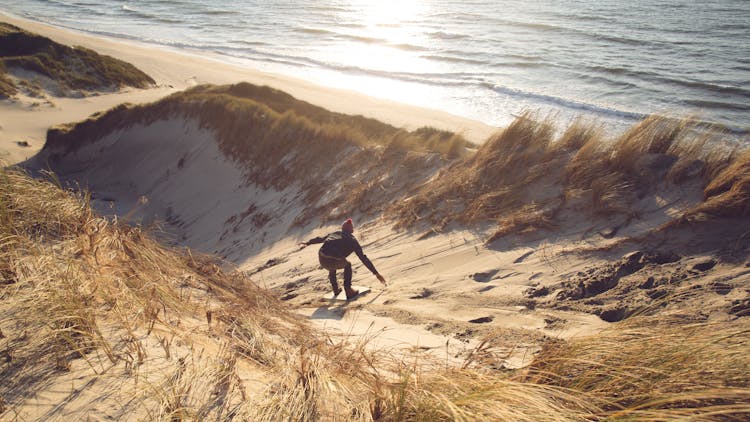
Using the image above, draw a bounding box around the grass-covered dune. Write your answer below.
[0,21,154,98]
[1,160,749,420]
[37,82,469,230]
[42,82,470,159]
[39,83,750,245]
[29,83,750,319]
[2,15,748,418]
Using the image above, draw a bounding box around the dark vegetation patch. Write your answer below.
[709,281,732,295]
[280,292,297,301]
[729,297,750,317]
[0,22,154,98]
[598,305,630,322]
[524,285,549,298]
[248,257,288,275]
[543,315,567,329]
[513,250,534,263]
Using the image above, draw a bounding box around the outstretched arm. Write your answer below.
[375,273,387,286]
[353,244,387,286]
[299,236,326,248]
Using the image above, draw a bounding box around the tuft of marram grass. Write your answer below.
[696,149,750,218]
[391,113,748,242]
[0,61,16,98]
[525,316,750,420]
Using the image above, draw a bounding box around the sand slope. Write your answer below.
[25,85,750,373]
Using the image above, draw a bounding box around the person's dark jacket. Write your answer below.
[307,231,379,275]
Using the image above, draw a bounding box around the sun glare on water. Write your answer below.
[312,0,445,106]
[353,0,425,26]
[340,0,430,65]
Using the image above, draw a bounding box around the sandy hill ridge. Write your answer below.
[26,83,468,257]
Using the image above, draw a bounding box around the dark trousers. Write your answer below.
[318,250,352,293]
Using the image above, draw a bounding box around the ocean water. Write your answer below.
[2,0,749,135]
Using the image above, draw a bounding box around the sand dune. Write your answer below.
[26,81,750,364]
[2,13,750,421]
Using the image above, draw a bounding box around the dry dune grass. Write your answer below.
[391,113,562,234]
[391,113,750,242]
[0,165,299,419]
[693,149,750,219]
[0,62,15,98]
[563,114,696,214]
[4,157,750,419]
[44,82,469,164]
[525,316,750,420]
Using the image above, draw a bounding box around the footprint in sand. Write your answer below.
[409,288,433,299]
[468,316,493,324]
[280,292,297,301]
[471,269,499,283]
[513,250,534,263]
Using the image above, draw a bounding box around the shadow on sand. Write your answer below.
[309,289,384,320]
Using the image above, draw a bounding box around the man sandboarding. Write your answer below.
[301,218,387,300]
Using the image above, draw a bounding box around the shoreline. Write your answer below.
[0,12,497,154]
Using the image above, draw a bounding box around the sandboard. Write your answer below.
[324,285,371,301]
